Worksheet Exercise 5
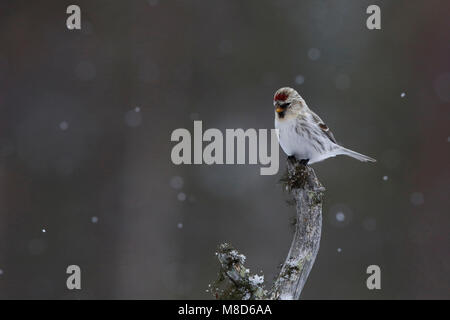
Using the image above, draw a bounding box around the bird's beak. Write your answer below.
[276,106,283,113]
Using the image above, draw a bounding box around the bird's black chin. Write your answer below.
[277,111,285,119]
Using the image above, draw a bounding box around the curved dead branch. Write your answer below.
[210,158,324,300]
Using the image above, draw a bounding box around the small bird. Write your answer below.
[274,87,376,164]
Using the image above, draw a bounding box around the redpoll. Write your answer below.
[274,87,376,164]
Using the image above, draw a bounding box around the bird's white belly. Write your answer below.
[275,120,308,159]
[275,118,332,163]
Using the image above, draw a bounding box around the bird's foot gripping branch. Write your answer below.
[210,158,325,300]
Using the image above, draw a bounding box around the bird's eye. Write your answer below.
[280,102,290,108]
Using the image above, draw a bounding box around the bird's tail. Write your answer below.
[337,147,376,163]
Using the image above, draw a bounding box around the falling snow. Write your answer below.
[177,223,183,229]
[170,176,184,189]
[308,48,321,61]
[295,75,305,85]
[329,204,352,227]
[91,216,99,223]
[400,92,406,98]
[177,192,186,201]
[59,121,69,131]
[383,176,388,181]
[336,212,345,222]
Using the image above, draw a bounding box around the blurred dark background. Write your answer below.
[0,0,449,299]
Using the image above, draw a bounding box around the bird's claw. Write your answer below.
[299,159,309,166]
[287,156,309,166]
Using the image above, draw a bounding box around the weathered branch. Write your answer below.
[210,243,267,300]
[210,158,324,300]
[269,158,324,299]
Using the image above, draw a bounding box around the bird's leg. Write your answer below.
[287,155,309,166]
[286,156,297,169]
[299,159,309,166]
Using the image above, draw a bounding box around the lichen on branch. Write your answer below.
[210,243,267,300]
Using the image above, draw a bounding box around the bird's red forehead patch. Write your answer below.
[274,92,288,101]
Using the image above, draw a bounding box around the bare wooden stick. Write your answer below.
[210,158,324,300]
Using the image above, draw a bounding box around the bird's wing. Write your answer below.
[309,110,337,144]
